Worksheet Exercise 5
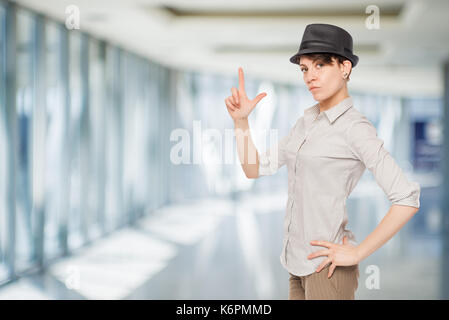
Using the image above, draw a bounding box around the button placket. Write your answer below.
[284,115,323,267]
[286,119,321,235]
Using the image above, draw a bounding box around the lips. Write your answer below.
[309,87,320,91]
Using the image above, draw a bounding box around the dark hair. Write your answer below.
[297,53,352,80]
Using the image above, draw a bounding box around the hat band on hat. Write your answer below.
[299,40,338,51]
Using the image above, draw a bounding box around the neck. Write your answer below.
[318,86,349,113]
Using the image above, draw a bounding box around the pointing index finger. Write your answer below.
[238,67,246,94]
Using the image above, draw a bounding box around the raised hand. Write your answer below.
[225,67,267,121]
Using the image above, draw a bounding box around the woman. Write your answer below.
[224,24,420,300]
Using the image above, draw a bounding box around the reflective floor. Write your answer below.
[0,181,443,299]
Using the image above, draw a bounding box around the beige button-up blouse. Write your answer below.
[258,96,420,276]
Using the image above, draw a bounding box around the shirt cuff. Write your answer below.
[391,181,421,209]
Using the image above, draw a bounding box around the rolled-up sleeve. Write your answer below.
[258,120,298,176]
[345,118,420,208]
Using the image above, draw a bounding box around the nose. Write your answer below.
[305,68,317,85]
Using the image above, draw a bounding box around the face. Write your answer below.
[299,55,348,102]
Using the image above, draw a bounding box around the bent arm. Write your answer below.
[234,118,260,179]
[345,117,421,262]
[356,204,418,262]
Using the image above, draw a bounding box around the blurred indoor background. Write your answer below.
[0,0,448,299]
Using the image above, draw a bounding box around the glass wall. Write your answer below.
[123,53,149,224]
[104,45,124,231]
[0,2,7,282]
[87,37,106,240]
[15,8,35,273]
[44,21,67,259]
[0,3,172,285]
[67,29,84,250]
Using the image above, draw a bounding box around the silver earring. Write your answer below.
[343,73,348,79]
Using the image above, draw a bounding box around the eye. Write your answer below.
[316,63,324,68]
[300,68,307,73]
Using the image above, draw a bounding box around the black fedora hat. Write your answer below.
[289,23,359,67]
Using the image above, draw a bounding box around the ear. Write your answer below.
[342,60,352,79]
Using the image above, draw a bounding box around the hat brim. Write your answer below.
[289,49,358,67]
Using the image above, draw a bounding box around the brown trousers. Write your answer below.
[288,264,359,300]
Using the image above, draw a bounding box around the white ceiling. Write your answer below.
[15,0,449,97]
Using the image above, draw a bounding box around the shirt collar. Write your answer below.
[304,96,354,124]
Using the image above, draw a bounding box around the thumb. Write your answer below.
[252,92,267,106]
[343,236,348,245]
